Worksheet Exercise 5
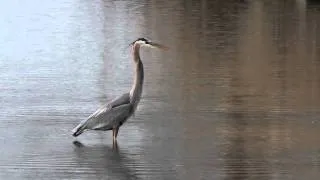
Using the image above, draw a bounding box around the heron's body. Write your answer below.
[71,38,166,141]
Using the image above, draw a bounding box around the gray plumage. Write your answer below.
[71,38,167,141]
[72,93,132,136]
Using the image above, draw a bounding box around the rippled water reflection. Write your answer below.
[1,0,320,179]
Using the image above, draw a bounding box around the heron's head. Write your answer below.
[130,38,169,50]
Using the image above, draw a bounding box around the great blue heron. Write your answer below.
[72,38,168,142]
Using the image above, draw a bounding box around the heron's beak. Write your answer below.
[148,42,169,50]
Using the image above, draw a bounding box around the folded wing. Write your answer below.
[72,93,131,136]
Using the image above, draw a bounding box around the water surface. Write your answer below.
[1,0,320,179]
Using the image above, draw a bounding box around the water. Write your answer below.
[1,0,320,179]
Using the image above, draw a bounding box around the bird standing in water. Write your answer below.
[72,38,168,142]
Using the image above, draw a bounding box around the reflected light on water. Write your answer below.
[1,0,320,180]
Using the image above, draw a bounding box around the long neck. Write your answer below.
[130,44,144,104]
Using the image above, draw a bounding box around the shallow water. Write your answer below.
[1,0,320,179]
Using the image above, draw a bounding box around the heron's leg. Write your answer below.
[114,127,119,138]
[112,129,116,141]
[112,127,119,141]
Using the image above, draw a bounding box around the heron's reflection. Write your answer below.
[72,140,139,180]
[73,140,119,151]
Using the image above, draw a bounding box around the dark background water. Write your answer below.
[1,0,320,179]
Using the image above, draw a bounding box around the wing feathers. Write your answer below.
[72,93,132,136]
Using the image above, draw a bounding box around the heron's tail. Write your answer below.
[72,124,86,137]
